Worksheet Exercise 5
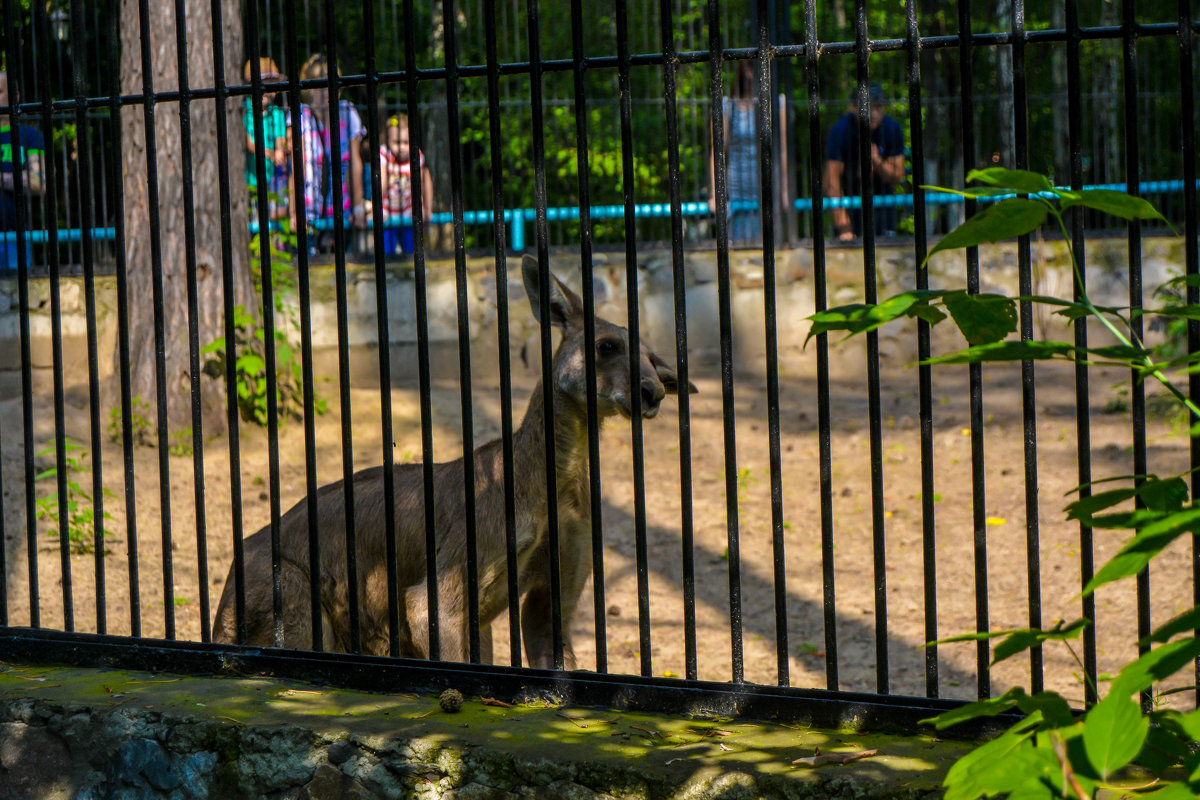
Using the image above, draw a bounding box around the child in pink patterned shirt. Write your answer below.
[378,113,432,255]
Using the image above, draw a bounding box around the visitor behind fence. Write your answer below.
[824,83,905,241]
[375,113,432,256]
[708,60,761,244]
[295,54,364,252]
[0,72,44,275]
[243,57,290,223]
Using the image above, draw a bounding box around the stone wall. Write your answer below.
[0,236,1186,393]
[0,662,972,800]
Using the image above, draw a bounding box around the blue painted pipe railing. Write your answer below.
[8,179,1195,250]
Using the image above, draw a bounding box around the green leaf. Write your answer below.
[922,184,1023,200]
[1067,477,1187,527]
[1136,712,1195,775]
[1060,189,1173,229]
[966,167,1054,194]
[921,686,1027,730]
[1066,487,1139,525]
[942,714,1045,800]
[1084,508,1200,595]
[804,291,946,346]
[1082,694,1148,780]
[992,620,1090,667]
[924,198,1049,265]
[1111,637,1200,698]
[1140,476,1190,513]
[199,338,227,355]
[1085,507,1176,531]
[925,340,1076,365]
[1151,305,1200,322]
[1173,707,1200,742]
[1014,691,1076,728]
[236,353,266,375]
[942,291,1019,346]
[1086,344,1152,362]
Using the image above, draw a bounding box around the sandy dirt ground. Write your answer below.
[2,338,1195,710]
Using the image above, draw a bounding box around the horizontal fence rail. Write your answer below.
[0,0,1197,728]
[15,178,1200,253]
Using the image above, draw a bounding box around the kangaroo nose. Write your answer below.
[641,378,665,414]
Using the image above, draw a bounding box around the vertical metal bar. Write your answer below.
[172,0,211,642]
[804,0,838,692]
[615,0,651,677]
[905,0,937,698]
[525,0,564,671]
[568,0,607,673]
[34,0,73,633]
[280,0,322,651]
[111,19,151,640]
[1009,0,1042,695]
[958,0,990,699]
[319,0,361,655]
[106,0,140,638]
[753,0,788,687]
[1120,0,1151,714]
[133,0,178,640]
[244,0,285,649]
[401,0,440,662]
[658,0,697,682]
[853,0,888,695]
[483,0,521,668]
[70,0,105,635]
[210,0,245,646]
[1,0,38,630]
[705,0,732,685]
[442,0,482,663]
[1065,0,1097,708]
[360,0,399,657]
[1178,0,1200,711]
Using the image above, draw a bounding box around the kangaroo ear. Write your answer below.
[649,350,699,395]
[523,254,582,330]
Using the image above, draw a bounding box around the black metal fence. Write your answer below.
[0,0,1197,725]
[1,0,1197,268]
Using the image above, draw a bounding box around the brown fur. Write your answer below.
[211,255,693,668]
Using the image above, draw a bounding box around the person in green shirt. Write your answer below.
[243,57,289,221]
[0,71,45,275]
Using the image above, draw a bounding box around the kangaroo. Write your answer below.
[212,254,695,668]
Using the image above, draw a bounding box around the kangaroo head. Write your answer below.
[522,254,696,420]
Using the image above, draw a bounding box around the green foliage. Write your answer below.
[168,429,193,458]
[202,225,327,426]
[35,437,116,556]
[106,394,154,447]
[809,168,1200,797]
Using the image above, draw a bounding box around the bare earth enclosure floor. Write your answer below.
[3,347,1194,710]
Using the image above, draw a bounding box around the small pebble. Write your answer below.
[439,688,464,713]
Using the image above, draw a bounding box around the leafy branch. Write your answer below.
[808,168,1200,798]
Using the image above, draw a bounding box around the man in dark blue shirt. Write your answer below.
[825,83,905,242]
[0,72,46,274]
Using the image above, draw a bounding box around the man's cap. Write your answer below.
[849,83,886,106]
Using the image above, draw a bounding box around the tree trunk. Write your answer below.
[119,0,253,435]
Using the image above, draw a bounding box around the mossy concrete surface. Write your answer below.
[0,660,973,799]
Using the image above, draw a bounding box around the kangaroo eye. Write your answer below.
[597,339,620,357]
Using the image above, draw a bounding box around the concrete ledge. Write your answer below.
[0,661,972,800]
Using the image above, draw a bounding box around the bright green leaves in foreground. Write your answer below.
[806,290,1016,348]
[918,168,1174,267]
[925,198,1048,264]
[809,169,1199,798]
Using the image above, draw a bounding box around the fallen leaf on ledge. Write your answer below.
[792,749,879,768]
[481,697,513,708]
